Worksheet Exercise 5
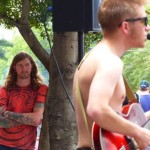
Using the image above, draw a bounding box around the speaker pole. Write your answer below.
[78,31,85,62]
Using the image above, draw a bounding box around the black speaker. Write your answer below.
[52,0,102,32]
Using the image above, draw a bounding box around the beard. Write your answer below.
[18,72,31,79]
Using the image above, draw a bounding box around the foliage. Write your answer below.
[0,38,13,84]
[0,39,13,47]
[122,40,150,92]
[0,0,52,30]
[84,32,103,52]
[0,39,13,59]
[121,4,150,92]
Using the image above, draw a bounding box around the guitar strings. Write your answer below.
[123,140,136,150]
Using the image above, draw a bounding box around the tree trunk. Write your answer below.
[38,88,50,150]
[48,32,78,150]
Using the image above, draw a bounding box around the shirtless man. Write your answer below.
[73,0,150,150]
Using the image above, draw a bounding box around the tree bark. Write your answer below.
[48,32,78,150]
[39,88,50,150]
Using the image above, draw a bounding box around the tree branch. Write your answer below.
[20,0,30,24]
[0,1,50,71]
[0,14,19,27]
[18,23,50,71]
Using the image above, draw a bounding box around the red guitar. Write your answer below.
[92,103,150,150]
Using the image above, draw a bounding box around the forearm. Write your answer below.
[0,106,21,128]
[0,115,21,128]
[4,111,42,126]
[4,103,44,126]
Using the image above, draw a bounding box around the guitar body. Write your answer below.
[92,103,148,150]
[92,123,131,150]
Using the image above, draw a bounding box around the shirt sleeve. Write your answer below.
[0,87,8,109]
[36,84,48,103]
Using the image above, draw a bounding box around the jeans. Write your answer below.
[0,145,19,150]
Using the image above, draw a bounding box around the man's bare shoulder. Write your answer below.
[91,47,123,66]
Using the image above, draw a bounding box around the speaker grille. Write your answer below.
[52,0,101,32]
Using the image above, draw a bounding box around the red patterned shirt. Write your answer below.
[0,84,48,150]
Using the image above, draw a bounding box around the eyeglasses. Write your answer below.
[119,17,148,27]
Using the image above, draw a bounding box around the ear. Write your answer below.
[120,22,131,35]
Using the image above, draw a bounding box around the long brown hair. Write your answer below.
[4,52,44,91]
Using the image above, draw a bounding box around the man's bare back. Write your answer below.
[73,44,126,148]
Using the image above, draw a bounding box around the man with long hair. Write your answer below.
[0,52,48,150]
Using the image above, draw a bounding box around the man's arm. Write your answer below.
[4,102,44,126]
[0,106,21,128]
[0,116,21,128]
